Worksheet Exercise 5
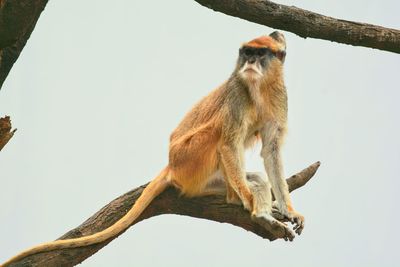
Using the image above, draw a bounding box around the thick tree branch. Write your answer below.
[194,0,400,54]
[0,0,49,89]
[0,116,16,151]
[7,162,320,267]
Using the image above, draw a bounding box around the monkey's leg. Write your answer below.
[219,144,254,212]
[199,170,227,196]
[200,169,244,203]
[200,169,252,207]
[200,171,294,241]
[246,172,272,215]
[247,172,295,241]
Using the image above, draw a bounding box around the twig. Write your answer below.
[0,116,16,151]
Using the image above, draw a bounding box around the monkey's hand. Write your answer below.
[272,201,304,235]
[251,212,295,241]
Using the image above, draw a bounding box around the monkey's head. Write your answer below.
[236,31,286,84]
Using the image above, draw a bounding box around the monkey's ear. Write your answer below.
[269,31,286,50]
[276,50,286,63]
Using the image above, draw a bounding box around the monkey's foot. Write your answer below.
[251,213,295,241]
[272,203,304,235]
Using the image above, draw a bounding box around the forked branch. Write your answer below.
[7,162,320,267]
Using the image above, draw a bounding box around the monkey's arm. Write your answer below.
[219,143,254,211]
[3,163,320,266]
[260,122,304,233]
[260,122,290,209]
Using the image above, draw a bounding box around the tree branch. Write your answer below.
[194,0,400,54]
[0,0,49,89]
[0,0,398,90]
[7,162,320,267]
[0,116,16,151]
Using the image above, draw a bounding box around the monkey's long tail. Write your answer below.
[1,167,170,267]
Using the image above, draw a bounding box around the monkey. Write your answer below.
[2,31,304,266]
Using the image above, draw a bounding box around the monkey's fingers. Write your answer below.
[271,209,304,236]
[292,217,304,235]
[288,213,304,235]
[294,226,303,235]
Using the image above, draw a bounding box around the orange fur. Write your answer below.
[169,117,221,196]
[168,86,225,196]
[244,36,280,53]
[287,203,294,212]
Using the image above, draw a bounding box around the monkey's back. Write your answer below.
[168,84,227,196]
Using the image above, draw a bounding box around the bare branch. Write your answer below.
[0,116,16,151]
[6,162,320,267]
[194,0,400,54]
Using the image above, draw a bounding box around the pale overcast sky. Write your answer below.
[1,0,399,266]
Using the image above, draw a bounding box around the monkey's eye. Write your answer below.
[243,47,254,56]
[257,48,268,56]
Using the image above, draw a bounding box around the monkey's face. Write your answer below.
[237,32,286,84]
[238,46,272,81]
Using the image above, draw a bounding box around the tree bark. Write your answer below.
[6,162,320,267]
[0,116,16,151]
[194,0,400,54]
[0,0,49,89]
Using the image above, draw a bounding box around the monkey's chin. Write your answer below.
[239,70,262,85]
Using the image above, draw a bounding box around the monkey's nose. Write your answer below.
[248,58,256,64]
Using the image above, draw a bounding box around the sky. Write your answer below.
[0,0,399,266]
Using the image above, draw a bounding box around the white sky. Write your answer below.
[1,0,399,266]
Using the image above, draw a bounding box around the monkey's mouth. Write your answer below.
[244,68,257,73]
[240,62,262,76]
[242,66,262,76]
